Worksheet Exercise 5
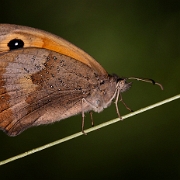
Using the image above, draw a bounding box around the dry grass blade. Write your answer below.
[0,94,179,166]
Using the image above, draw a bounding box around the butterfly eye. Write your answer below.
[8,39,24,50]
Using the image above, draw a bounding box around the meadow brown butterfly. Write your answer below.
[0,24,163,136]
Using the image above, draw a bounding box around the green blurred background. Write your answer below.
[0,0,179,179]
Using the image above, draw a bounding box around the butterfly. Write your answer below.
[0,24,163,136]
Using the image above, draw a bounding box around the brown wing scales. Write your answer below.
[0,48,100,136]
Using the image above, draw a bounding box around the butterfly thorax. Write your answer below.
[85,74,132,113]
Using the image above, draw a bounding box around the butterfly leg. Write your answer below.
[119,93,133,112]
[81,98,97,135]
[114,88,122,119]
[114,88,133,120]
[89,111,94,127]
[81,98,87,135]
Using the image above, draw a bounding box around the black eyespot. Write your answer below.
[8,39,24,50]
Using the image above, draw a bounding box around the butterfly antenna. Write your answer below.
[128,77,163,90]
